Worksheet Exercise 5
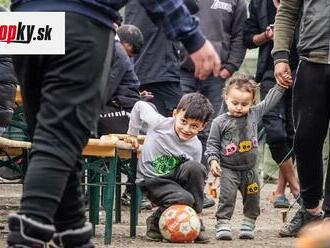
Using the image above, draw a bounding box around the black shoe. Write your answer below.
[203,194,215,209]
[7,213,55,248]
[146,209,163,241]
[279,207,324,237]
[49,222,95,248]
[194,219,210,243]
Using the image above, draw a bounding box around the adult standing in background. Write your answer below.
[124,0,200,117]
[273,0,329,237]
[243,0,300,209]
[7,0,221,246]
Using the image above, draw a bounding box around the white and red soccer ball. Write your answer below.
[158,204,201,242]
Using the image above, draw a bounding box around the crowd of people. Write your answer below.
[0,0,329,246]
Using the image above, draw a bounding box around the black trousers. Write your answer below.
[139,81,182,117]
[13,13,114,231]
[293,60,330,213]
[260,70,294,164]
[138,161,207,214]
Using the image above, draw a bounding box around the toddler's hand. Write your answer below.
[210,160,222,177]
[124,135,139,150]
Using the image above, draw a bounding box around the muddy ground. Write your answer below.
[0,182,299,247]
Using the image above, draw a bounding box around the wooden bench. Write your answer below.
[0,134,144,245]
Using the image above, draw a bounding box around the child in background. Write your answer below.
[126,93,214,243]
[205,73,289,240]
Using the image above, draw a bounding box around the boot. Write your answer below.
[146,209,163,241]
[7,213,55,248]
[49,222,95,248]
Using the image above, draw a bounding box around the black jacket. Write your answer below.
[0,56,17,128]
[124,0,181,85]
[104,41,140,111]
[243,0,299,82]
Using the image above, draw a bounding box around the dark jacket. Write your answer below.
[273,0,330,64]
[124,0,181,85]
[0,56,17,128]
[181,0,247,74]
[11,0,205,54]
[104,41,140,111]
[243,0,299,82]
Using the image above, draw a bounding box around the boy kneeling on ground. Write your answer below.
[126,93,214,243]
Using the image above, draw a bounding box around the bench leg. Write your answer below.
[115,157,121,223]
[103,156,117,245]
[130,152,140,238]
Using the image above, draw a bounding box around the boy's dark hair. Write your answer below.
[117,24,144,55]
[176,93,214,123]
[223,73,259,104]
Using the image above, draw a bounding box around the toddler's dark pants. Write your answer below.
[293,60,330,216]
[216,167,260,220]
[13,13,114,231]
[138,161,207,214]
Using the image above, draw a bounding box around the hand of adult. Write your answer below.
[219,68,232,79]
[274,62,293,88]
[190,40,221,80]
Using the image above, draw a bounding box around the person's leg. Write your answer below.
[7,13,112,246]
[239,168,260,239]
[280,158,300,197]
[279,61,328,237]
[180,69,198,94]
[139,177,197,241]
[140,81,182,117]
[260,71,299,202]
[215,167,240,240]
[159,82,183,117]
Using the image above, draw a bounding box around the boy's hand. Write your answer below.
[210,160,222,177]
[124,135,139,150]
[274,62,293,88]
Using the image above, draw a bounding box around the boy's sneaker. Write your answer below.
[215,219,232,240]
[7,213,55,248]
[146,210,163,241]
[239,217,256,239]
[279,207,324,237]
[194,219,210,243]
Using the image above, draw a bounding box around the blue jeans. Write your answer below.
[180,69,225,168]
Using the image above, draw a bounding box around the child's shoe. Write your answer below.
[215,219,232,240]
[7,213,55,248]
[146,209,163,241]
[194,219,210,243]
[239,217,256,239]
[49,222,95,248]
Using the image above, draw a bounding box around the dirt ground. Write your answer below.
[0,182,299,248]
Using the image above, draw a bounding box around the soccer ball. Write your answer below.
[158,204,201,242]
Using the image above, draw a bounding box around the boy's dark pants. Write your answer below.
[13,13,114,231]
[139,161,207,214]
[293,60,330,215]
[216,167,260,220]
